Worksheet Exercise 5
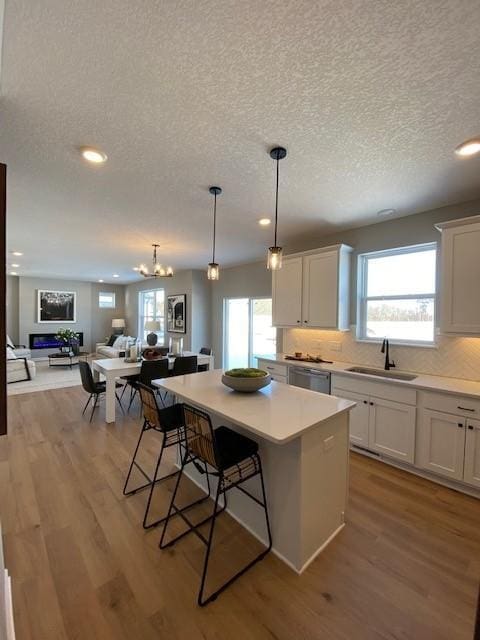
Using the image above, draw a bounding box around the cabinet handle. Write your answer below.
[468,425,473,430]
[457,406,475,412]
[296,320,300,323]
[458,423,464,428]
[369,402,374,406]
[304,320,308,323]
[363,400,368,405]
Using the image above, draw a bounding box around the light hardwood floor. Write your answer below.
[1,385,479,639]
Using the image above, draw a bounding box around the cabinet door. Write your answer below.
[333,389,369,447]
[464,418,480,488]
[417,409,466,480]
[302,251,338,328]
[272,257,303,327]
[368,397,416,463]
[441,222,480,334]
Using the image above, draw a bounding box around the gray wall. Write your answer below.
[210,261,273,366]
[14,277,125,357]
[6,275,19,344]
[125,270,208,352]
[191,270,212,353]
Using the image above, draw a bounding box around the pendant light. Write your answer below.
[207,186,222,280]
[267,146,287,270]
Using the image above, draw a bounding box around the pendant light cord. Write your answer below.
[274,155,279,247]
[212,191,217,263]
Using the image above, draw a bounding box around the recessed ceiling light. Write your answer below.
[377,208,396,217]
[12,251,23,256]
[132,267,140,271]
[10,272,17,276]
[258,218,271,226]
[80,147,108,164]
[98,279,104,283]
[455,138,480,157]
[11,263,19,268]
[112,274,119,278]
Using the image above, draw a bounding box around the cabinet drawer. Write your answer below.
[419,391,480,418]
[257,360,288,377]
[331,373,416,406]
[271,374,287,384]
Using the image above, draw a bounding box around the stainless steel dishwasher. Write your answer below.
[288,367,331,394]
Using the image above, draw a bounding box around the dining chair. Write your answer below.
[127,358,170,411]
[79,361,124,422]
[171,355,198,376]
[198,347,212,372]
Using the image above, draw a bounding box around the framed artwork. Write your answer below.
[167,294,186,333]
[37,290,76,323]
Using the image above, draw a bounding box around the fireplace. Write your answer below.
[29,332,84,350]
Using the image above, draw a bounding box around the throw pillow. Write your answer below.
[6,335,15,349]
[6,346,17,360]
[113,335,127,349]
[106,334,117,347]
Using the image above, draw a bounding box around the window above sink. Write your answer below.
[356,243,437,347]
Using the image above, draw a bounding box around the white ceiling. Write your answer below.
[1,0,480,283]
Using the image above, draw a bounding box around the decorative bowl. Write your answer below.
[221,368,271,393]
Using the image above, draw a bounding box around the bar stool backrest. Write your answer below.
[199,347,212,355]
[138,383,184,432]
[183,404,218,469]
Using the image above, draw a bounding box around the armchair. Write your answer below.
[7,335,31,359]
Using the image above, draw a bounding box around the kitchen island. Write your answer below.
[154,369,355,573]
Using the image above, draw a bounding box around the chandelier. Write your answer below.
[138,244,173,278]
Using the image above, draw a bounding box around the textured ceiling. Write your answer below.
[1,0,480,282]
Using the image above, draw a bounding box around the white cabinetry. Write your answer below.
[331,375,416,463]
[436,215,480,335]
[272,244,352,330]
[256,359,288,384]
[417,392,480,488]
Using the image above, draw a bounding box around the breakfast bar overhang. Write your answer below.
[154,370,356,573]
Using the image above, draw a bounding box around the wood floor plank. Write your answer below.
[1,386,479,639]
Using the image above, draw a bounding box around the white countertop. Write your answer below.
[153,369,355,444]
[257,354,480,400]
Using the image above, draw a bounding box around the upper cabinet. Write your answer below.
[436,215,480,335]
[272,244,352,329]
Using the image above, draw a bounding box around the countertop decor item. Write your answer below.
[222,368,271,392]
[267,146,287,271]
[207,186,222,280]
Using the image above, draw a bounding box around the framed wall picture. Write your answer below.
[167,294,186,333]
[37,290,77,323]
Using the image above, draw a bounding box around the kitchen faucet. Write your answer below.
[381,338,395,371]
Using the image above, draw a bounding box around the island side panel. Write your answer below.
[180,414,305,572]
[299,411,350,571]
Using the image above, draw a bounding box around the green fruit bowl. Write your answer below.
[222,368,271,392]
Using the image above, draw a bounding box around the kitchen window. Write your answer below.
[138,289,165,343]
[357,243,437,345]
[98,292,116,309]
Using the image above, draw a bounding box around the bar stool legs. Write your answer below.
[159,452,271,606]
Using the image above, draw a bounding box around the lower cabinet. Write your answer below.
[418,411,480,487]
[331,376,416,464]
[464,419,480,488]
[256,359,287,384]
[369,397,416,463]
[417,409,466,481]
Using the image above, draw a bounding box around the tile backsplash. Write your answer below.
[283,328,480,382]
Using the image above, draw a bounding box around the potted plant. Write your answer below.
[55,328,80,354]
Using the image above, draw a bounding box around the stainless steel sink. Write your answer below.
[346,366,417,381]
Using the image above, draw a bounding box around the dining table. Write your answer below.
[91,352,214,423]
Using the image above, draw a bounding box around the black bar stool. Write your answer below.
[123,384,212,529]
[159,404,272,606]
